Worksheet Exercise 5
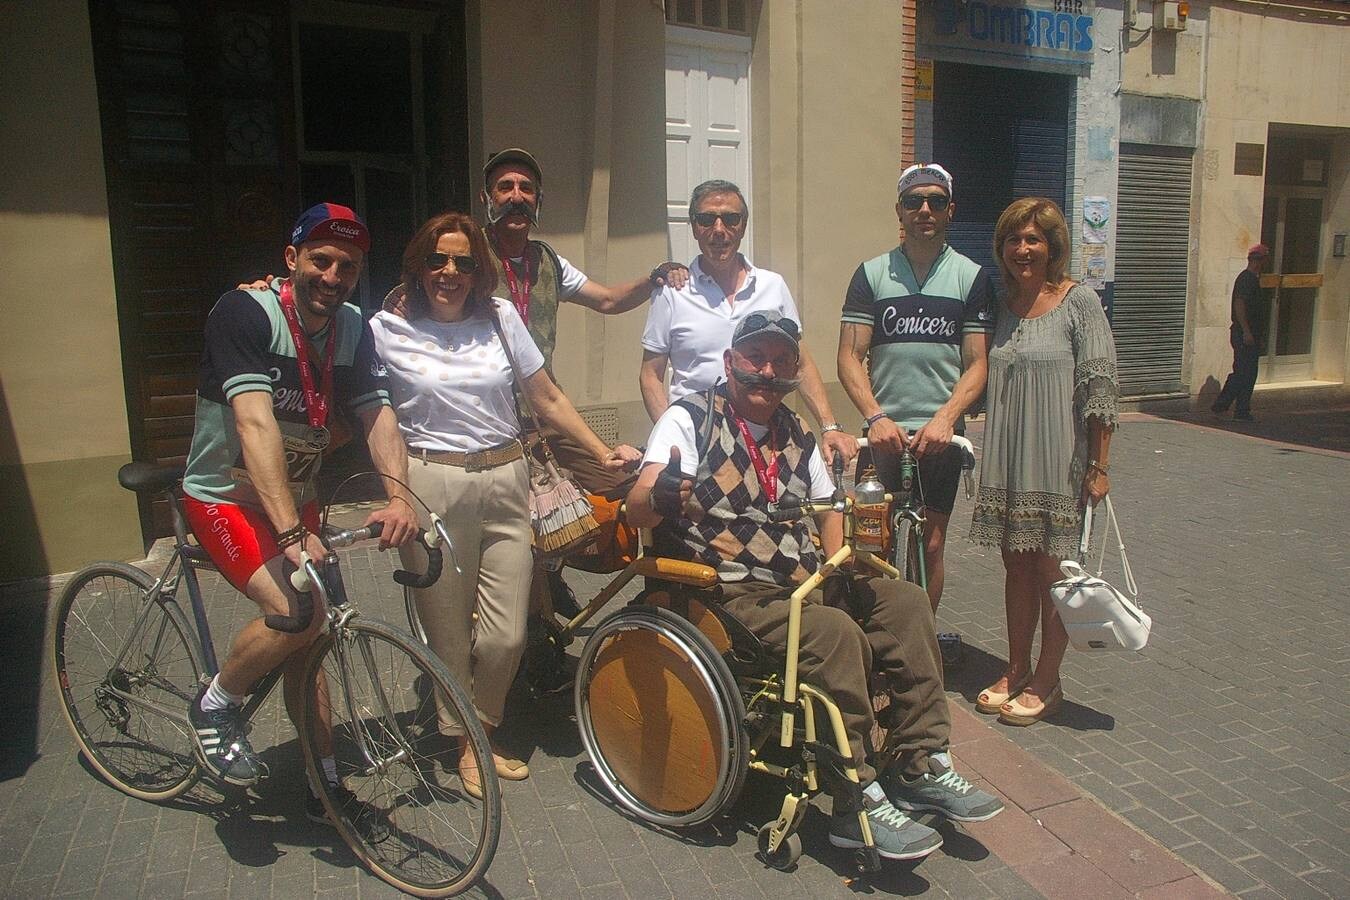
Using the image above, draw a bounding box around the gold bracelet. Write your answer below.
[1087,460,1109,475]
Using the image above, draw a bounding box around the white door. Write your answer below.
[665,26,752,265]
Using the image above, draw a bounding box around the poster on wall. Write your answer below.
[916,59,934,101]
[1083,243,1107,291]
[1083,196,1110,244]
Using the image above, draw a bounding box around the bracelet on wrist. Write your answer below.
[1087,460,1109,474]
[276,523,307,550]
[865,412,890,427]
[820,422,843,434]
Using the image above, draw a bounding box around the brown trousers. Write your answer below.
[718,576,950,805]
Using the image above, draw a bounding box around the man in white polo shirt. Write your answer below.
[639,179,857,464]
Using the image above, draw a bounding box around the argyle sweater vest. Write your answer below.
[654,386,820,587]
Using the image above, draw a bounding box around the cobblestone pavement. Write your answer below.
[1,409,1345,898]
[939,411,1350,899]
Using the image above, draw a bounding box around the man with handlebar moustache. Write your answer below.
[181,203,419,824]
[627,311,1002,862]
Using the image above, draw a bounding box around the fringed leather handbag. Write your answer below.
[489,305,600,559]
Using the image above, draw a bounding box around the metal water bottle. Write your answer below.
[853,465,887,552]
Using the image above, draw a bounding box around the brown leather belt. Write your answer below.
[416,440,524,472]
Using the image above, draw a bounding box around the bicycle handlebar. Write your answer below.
[290,524,446,594]
[855,433,975,470]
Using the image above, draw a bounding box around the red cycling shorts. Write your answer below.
[182,496,321,594]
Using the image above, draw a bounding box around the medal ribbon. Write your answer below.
[730,410,779,504]
[498,248,538,324]
[278,280,335,429]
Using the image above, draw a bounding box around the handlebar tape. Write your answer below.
[394,529,444,589]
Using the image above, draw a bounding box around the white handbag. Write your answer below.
[1050,495,1151,651]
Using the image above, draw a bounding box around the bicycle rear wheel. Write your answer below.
[889,516,924,588]
[301,618,500,898]
[52,563,204,800]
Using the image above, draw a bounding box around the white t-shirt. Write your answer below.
[505,252,588,299]
[370,298,544,453]
[642,404,836,500]
[641,255,803,403]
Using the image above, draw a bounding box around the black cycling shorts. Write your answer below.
[869,443,963,517]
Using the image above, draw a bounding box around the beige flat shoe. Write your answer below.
[458,754,484,800]
[998,683,1063,726]
[976,675,1029,715]
[493,753,529,781]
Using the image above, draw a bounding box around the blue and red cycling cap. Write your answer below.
[290,202,370,252]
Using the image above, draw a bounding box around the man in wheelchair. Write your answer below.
[626,311,1002,861]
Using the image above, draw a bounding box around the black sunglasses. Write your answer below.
[900,193,950,211]
[740,312,800,339]
[691,211,745,228]
[424,252,479,274]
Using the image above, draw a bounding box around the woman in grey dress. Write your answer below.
[970,198,1118,726]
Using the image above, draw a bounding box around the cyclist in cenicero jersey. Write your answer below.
[836,163,995,615]
[180,203,419,822]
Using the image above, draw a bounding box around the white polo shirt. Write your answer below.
[640,255,803,403]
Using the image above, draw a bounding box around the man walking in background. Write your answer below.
[1212,243,1269,422]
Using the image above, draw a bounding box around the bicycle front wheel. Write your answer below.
[301,618,500,898]
[890,516,924,587]
[52,563,204,801]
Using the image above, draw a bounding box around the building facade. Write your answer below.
[1,0,905,577]
[2,0,1346,579]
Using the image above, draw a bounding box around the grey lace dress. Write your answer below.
[970,283,1119,557]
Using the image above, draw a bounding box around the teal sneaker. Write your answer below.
[885,751,1004,823]
[829,781,943,861]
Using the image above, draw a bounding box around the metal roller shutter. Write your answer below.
[1114,149,1193,396]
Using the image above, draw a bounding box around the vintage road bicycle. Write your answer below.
[51,462,500,897]
[858,433,977,588]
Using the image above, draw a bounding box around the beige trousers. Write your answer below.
[400,454,533,727]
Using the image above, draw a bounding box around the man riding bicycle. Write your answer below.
[180,203,418,822]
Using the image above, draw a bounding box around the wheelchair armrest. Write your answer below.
[631,557,719,588]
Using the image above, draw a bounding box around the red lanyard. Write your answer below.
[277,280,335,429]
[730,410,779,504]
[499,250,538,324]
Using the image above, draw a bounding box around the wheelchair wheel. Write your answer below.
[575,605,749,828]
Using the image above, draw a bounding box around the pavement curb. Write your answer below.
[950,703,1232,898]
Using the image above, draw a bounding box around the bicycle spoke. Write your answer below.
[54,564,202,801]
[304,619,498,895]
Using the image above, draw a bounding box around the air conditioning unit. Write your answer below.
[1154,1,1189,32]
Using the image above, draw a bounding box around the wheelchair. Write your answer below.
[554,460,910,874]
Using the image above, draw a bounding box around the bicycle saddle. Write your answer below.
[118,461,184,494]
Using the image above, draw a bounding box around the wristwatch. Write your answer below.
[820,423,844,434]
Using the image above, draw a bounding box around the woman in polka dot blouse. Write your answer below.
[370,212,641,798]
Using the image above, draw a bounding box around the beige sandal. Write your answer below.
[976,675,1029,714]
[998,683,1063,726]
[493,753,529,781]
[458,753,484,800]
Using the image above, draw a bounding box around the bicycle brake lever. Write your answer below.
[426,514,461,575]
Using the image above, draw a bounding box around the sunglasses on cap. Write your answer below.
[424,252,479,274]
[691,211,744,228]
[900,193,950,211]
[739,312,801,339]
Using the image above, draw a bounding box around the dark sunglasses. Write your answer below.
[691,211,744,228]
[740,312,800,339]
[900,193,950,211]
[424,252,478,274]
